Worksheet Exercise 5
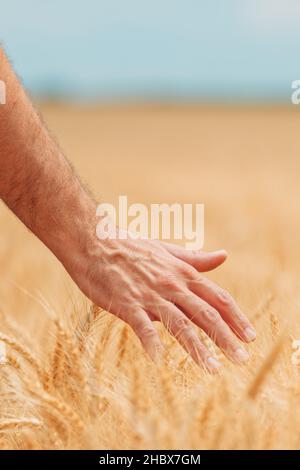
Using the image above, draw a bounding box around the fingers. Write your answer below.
[173,291,250,364]
[153,301,221,372]
[161,242,227,272]
[125,309,163,363]
[188,276,256,343]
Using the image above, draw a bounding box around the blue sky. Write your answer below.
[0,0,299,101]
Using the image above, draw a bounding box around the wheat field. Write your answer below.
[0,104,300,450]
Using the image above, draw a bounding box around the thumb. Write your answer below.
[162,243,228,272]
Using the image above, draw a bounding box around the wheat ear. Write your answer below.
[0,418,41,432]
[248,335,285,400]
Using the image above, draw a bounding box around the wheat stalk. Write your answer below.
[248,335,285,400]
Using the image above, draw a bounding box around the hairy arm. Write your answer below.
[0,48,256,370]
[0,49,96,272]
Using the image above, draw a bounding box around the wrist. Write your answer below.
[41,195,100,276]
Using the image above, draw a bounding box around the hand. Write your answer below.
[68,230,256,372]
[0,49,255,372]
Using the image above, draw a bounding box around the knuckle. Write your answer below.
[221,336,236,352]
[174,315,190,332]
[190,274,207,288]
[203,307,220,325]
[179,262,196,279]
[140,325,157,338]
[159,274,179,292]
[217,289,234,308]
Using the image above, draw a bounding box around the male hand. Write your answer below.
[0,48,256,372]
[67,230,256,372]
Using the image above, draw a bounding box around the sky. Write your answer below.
[0,0,299,101]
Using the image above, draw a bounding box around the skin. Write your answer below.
[0,48,256,372]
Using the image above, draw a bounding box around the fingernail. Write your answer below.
[234,347,250,363]
[206,356,221,371]
[244,326,256,342]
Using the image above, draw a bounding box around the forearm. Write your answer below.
[0,49,256,368]
[0,49,97,271]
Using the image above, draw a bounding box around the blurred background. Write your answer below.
[1,0,299,103]
[0,1,300,320]
[2,2,300,451]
